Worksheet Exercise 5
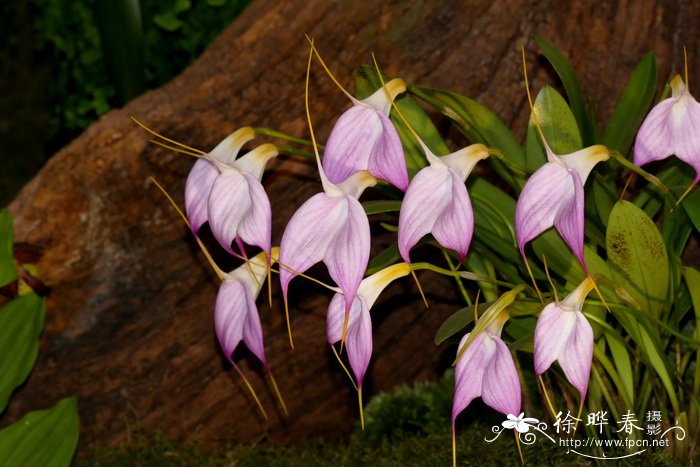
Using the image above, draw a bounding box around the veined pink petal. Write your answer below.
[398,166,452,262]
[431,171,474,261]
[634,99,675,166]
[207,170,251,253]
[515,162,573,256]
[452,333,489,424]
[481,336,521,416]
[346,298,373,386]
[534,303,577,375]
[214,280,267,366]
[327,293,373,385]
[558,311,594,398]
[185,159,218,233]
[673,95,700,182]
[553,170,586,270]
[278,193,347,299]
[366,112,409,190]
[323,196,371,310]
[634,75,700,182]
[237,172,272,253]
[323,106,379,184]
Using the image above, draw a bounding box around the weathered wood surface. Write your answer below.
[6,0,700,454]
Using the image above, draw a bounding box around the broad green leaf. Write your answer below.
[0,209,17,287]
[0,293,44,412]
[410,86,526,168]
[362,200,401,215]
[153,13,182,32]
[535,36,596,145]
[602,53,657,155]
[525,86,582,170]
[606,201,669,320]
[0,396,79,467]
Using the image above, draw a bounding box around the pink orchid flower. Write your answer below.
[515,141,608,272]
[322,79,409,190]
[452,311,521,426]
[326,263,410,386]
[534,275,596,399]
[279,170,376,317]
[634,75,700,187]
[215,248,278,367]
[184,127,278,254]
[398,141,489,262]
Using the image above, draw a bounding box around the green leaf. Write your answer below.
[362,200,401,215]
[366,243,400,276]
[605,333,634,405]
[534,36,595,145]
[0,396,79,467]
[681,187,700,233]
[602,53,657,155]
[0,209,17,287]
[606,201,669,320]
[525,86,582,170]
[410,86,526,189]
[94,0,145,104]
[434,304,483,345]
[153,13,183,32]
[0,293,45,412]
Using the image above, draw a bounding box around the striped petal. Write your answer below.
[278,193,346,300]
[185,159,218,233]
[398,166,452,262]
[533,303,576,375]
[323,196,371,310]
[452,333,489,424]
[558,311,594,398]
[553,170,586,270]
[635,76,700,181]
[237,172,272,253]
[326,293,372,385]
[482,336,521,416]
[214,280,266,366]
[515,162,572,255]
[207,170,251,253]
[431,171,474,261]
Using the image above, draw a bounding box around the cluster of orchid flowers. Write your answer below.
[139,40,700,464]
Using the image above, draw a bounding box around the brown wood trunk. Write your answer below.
[5,0,699,455]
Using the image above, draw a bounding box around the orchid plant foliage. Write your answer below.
[140,37,700,464]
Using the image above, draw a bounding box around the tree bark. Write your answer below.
[5,0,699,454]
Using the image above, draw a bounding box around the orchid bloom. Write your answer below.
[184,127,278,254]
[215,248,278,368]
[515,140,608,271]
[452,311,521,427]
[534,275,595,399]
[326,263,410,386]
[398,141,489,262]
[634,75,700,187]
[322,79,410,190]
[279,170,376,316]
